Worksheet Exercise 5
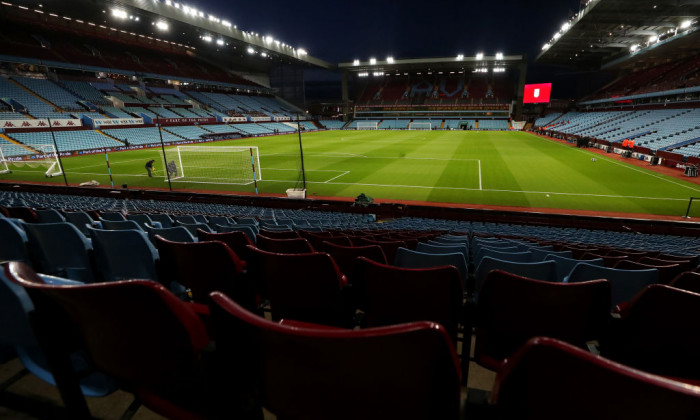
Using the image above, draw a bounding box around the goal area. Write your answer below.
[164,145,262,185]
[0,144,63,177]
[356,121,378,130]
[410,122,432,130]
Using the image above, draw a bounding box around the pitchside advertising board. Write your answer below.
[523,83,552,104]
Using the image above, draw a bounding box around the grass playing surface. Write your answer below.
[3,130,700,217]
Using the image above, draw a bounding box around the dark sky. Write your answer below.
[186,0,589,96]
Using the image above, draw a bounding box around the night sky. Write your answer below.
[185,0,590,98]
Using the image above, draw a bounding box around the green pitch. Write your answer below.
[3,130,700,217]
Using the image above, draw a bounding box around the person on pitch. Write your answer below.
[145,159,155,177]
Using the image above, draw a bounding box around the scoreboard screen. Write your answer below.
[523,83,552,103]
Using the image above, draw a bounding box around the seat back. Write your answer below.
[475,270,610,371]
[99,219,143,231]
[530,248,572,261]
[258,229,299,239]
[88,227,159,282]
[147,225,196,244]
[394,247,468,285]
[353,257,463,343]
[210,292,461,420]
[321,242,387,282]
[99,211,126,221]
[24,222,95,283]
[474,257,557,297]
[126,214,155,231]
[492,337,700,419]
[668,271,700,294]
[256,235,314,254]
[63,211,96,236]
[615,259,682,285]
[176,222,213,235]
[215,224,257,243]
[35,209,66,223]
[154,236,249,306]
[0,218,30,264]
[567,263,658,309]
[474,248,532,266]
[196,230,254,263]
[603,284,700,381]
[7,207,37,223]
[544,253,604,282]
[416,242,468,260]
[148,213,174,228]
[246,246,351,327]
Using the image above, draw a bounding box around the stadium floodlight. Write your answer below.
[298,48,307,56]
[561,22,571,31]
[648,35,658,43]
[387,56,394,63]
[476,52,484,60]
[111,9,128,19]
[261,52,267,57]
[222,20,231,27]
[202,35,212,42]
[353,59,360,65]
[216,39,224,46]
[630,44,640,52]
[457,54,464,60]
[369,57,377,65]
[373,71,383,76]
[495,52,504,59]
[553,32,562,39]
[264,35,273,43]
[247,47,255,54]
[155,20,169,31]
[542,43,550,50]
[680,20,692,29]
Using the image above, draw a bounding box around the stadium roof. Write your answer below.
[6,0,334,72]
[338,55,527,75]
[536,0,700,70]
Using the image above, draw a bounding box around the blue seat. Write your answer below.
[474,257,557,298]
[35,209,66,223]
[0,264,117,397]
[0,218,30,264]
[99,211,126,221]
[63,211,98,237]
[146,226,196,244]
[544,254,605,283]
[99,219,144,231]
[394,247,468,286]
[566,263,658,310]
[147,213,174,228]
[24,222,95,283]
[88,227,159,282]
[216,224,257,243]
[208,216,234,228]
[126,214,156,231]
[177,222,213,235]
[472,244,520,258]
[474,248,532,266]
[416,242,468,260]
[531,248,572,262]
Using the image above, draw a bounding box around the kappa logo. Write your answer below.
[534,89,540,98]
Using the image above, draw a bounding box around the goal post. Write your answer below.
[0,148,10,175]
[164,145,262,185]
[356,121,378,130]
[410,122,432,130]
[0,144,63,177]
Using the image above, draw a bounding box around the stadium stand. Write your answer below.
[101,127,183,145]
[7,130,123,153]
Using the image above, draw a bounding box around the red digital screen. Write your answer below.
[523,83,552,103]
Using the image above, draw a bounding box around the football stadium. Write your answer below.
[1,0,700,418]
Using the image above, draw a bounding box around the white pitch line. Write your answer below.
[539,133,700,194]
[324,171,350,183]
[478,160,482,191]
[263,153,479,162]
[259,179,688,201]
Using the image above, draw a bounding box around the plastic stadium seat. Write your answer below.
[98,211,126,221]
[7,207,38,223]
[321,242,387,282]
[258,228,299,239]
[35,209,66,223]
[668,271,700,294]
[640,256,697,273]
[148,213,174,228]
[473,257,557,298]
[580,252,628,268]
[474,248,532,266]
[657,253,700,268]
[601,284,700,383]
[177,222,214,235]
[302,233,353,251]
[475,270,610,372]
[5,262,238,420]
[246,246,353,327]
[566,262,658,310]
[0,218,30,264]
[544,254,605,283]
[210,292,461,420]
[353,257,464,344]
[207,216,234,228]
[146,226,196,244]
[196,229,254,263]
[352,238,406,264]
[0,263,117,397]
[88,227,159,283]
[63,211,98,237]
[394,247,468,286]
[491,337,700,420]
[415,242,469,260]
[614,259,683,285]
[155,236,251,307]
[529,248,572,261]
[256,235,314,254]
[216,224,257,243]
[126,214,157,231]
[98,219,143,231]
[24,222,96,283]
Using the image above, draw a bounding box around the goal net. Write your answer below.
[165,145,262,185]
[357,121,378,130]
[410,122,432,130]
[0,144,63,177]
